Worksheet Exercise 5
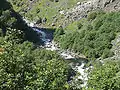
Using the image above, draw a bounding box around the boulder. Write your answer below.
[42,17,47,23]
[51,23,55,26]
[54,0,59,2]
[36,17,42,24]
[77,2,81,5]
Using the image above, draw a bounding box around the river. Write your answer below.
[24,19,91,88]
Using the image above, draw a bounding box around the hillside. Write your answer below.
[0,0,72,89]
[0,0,120,90]
[0,0,39,42]
[9,0,88,27]
[9,0,120,27]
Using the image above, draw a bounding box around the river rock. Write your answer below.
[61,0,120,26]
[51,23,55,26]
[42,17,47,23]
[59,10,65,15]
[111,34,120,59]
[54,0,59,2]
[77,2,81,5]
[36,17,42,24]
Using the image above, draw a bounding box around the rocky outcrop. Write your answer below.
[111,33,120,59]
[64,0,120,23]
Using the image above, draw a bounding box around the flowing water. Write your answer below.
[24,19,90,87]
[33,27,90,87]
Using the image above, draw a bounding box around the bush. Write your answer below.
[77,22,83,29]
[87,12,97,21]
[55,12,120,60]
[0,41,71,90]
[88,60,120,90]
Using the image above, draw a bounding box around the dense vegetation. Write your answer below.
[0,0,39,43]
[1,0,120,90]
[0,40,71,89]
[0,0,72,89]
[88,60,120,90]
[54,12,120,60]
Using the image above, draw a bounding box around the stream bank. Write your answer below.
[24,18,91,88]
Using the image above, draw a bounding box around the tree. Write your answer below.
[0,41,71,90]
[0,0,39,43]
[55,12,120,60]
[88,60,120,90]
[5,28,24,44]
[35,59,70,90]
[0,42,37,89]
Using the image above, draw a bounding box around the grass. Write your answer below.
[9,0,86,27]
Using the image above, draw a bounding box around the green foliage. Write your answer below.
[77,22,83,29]
[55,12,120,60]
[87,11,97,21]
[54,27,64,36]
[54,27,65,41]
[5,28,24,44]
[10,0,83,27]
[0,41,71,90]
[88,60,120,90]
[0,42,37,89]
[0,10,17,28]
[0,0,39,43]
[0,1,72,89]
[49,0,54,2]
[36,59,69,90]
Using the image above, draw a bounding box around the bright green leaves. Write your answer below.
[88,60,120,90]
[36,59,69,90]
[0,42,37,89]
[0,41,71,90]
[55,12,120,60]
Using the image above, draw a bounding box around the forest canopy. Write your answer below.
[54,12,120,60]
[1,0,120,90]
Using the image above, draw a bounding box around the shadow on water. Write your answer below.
[32,27,56,42]
[0,0,40,43]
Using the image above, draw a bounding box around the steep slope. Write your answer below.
[9,0,120,28]
[62,0,120,26]
[0,1,72,90]
[4,0,120,90]
[9,0,86,27]
[0,0,39,43]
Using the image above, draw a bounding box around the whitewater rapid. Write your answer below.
[24,18,89,88]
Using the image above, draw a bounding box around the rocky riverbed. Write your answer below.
[33,27,90,88]
[23,18,91,88]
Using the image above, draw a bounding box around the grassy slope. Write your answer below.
[9,0,86,27]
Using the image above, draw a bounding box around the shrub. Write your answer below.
[88,60,120,90]
[87,12,97,21]
[77,22,83,29]
[55,12,120,60]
